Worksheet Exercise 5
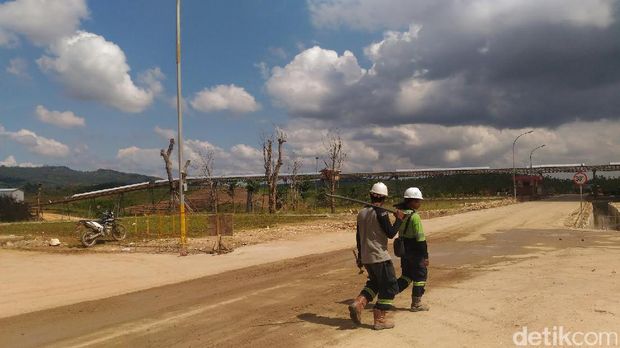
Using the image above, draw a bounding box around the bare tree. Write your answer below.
[197,149,219,213]
[160,138,175,209]
[262,128,287,214]
[227,181,238,213]
[323,132,347,213]
[289,158,303,211]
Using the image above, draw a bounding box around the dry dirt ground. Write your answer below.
[1,196,619,347]
[40,213,82,222]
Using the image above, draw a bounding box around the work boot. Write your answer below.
[372,308,395,330]
[411,296,430,312]
[348,295,368,325]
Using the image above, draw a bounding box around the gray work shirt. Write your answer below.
[357,206,396,264]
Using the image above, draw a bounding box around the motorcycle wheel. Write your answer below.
[80,226,99,248]
[112,223,127,241]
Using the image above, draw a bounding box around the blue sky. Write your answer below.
[1,0,620,176]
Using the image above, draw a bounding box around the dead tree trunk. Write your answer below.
[160,138,175,210]
[196,149,218,213]
[262,129,287,214]
[289,159,303,211]
[324,133,347,214]
[245,180,257,213]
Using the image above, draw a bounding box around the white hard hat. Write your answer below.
[404,187,423,200]
[49,238,61,246]
[370,182,388,197]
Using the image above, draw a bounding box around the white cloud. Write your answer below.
[230,144,262,159]
[0,155,37,167]
[166,95,190,113]
[0,123,69,157]
[116,146,161,176]
[183,139,261,174]
[138,67,165,96]
[268,46,288,59]
[35,105,85,128]
[113,118,620,176]
[190,84,260,114]
[115,128,266,176]
[0,0,88,46]
[6,57,29,78]
[0,28,17,47]
[280,119,620,172]
[394,75,471,117]
[308,0,615,31]
[37,31,163,113]
[154,126,176,140]
[266,46,366,114]
[254,61,269,80]
[0,155,17,166]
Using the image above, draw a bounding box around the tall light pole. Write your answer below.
[529,144,546,172]
[512,130,533,201]
[176,0,187,253]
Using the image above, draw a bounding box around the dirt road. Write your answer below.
[2,197,618,347]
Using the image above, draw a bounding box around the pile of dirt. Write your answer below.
[564,203,593,228]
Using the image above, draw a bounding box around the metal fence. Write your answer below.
[117,213,233,240]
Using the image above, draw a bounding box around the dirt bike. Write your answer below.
[76,211,127,247]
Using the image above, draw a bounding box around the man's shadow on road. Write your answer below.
[297,313,373,330]
[296,299,374,330]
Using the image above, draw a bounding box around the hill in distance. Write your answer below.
[0,166,160,193]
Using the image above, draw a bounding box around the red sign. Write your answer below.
[573,172,588,186]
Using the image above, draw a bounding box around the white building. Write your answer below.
[0,188,25,202]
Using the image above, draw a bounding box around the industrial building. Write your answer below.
[0,188,25,203]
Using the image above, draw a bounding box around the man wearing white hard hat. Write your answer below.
[394,187,430,312]
[349,182,399,330]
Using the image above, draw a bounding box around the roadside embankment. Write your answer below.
[565,202,593,229]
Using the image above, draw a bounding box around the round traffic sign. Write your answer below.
[573,172,588,185]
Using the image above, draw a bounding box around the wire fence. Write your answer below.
[119,213,233,240]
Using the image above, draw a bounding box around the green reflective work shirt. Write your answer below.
[398,209,425,242]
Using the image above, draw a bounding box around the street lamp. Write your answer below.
[529,144,546,171]
[176,0,187,254]
[513,130,533,201]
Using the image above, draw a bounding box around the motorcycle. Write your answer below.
[76,211,127,247]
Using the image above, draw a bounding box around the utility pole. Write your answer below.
[513,130,533,201]
[176,0,187,255]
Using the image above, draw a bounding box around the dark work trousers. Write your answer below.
[359,260,399,310]
[397,256,428,298]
